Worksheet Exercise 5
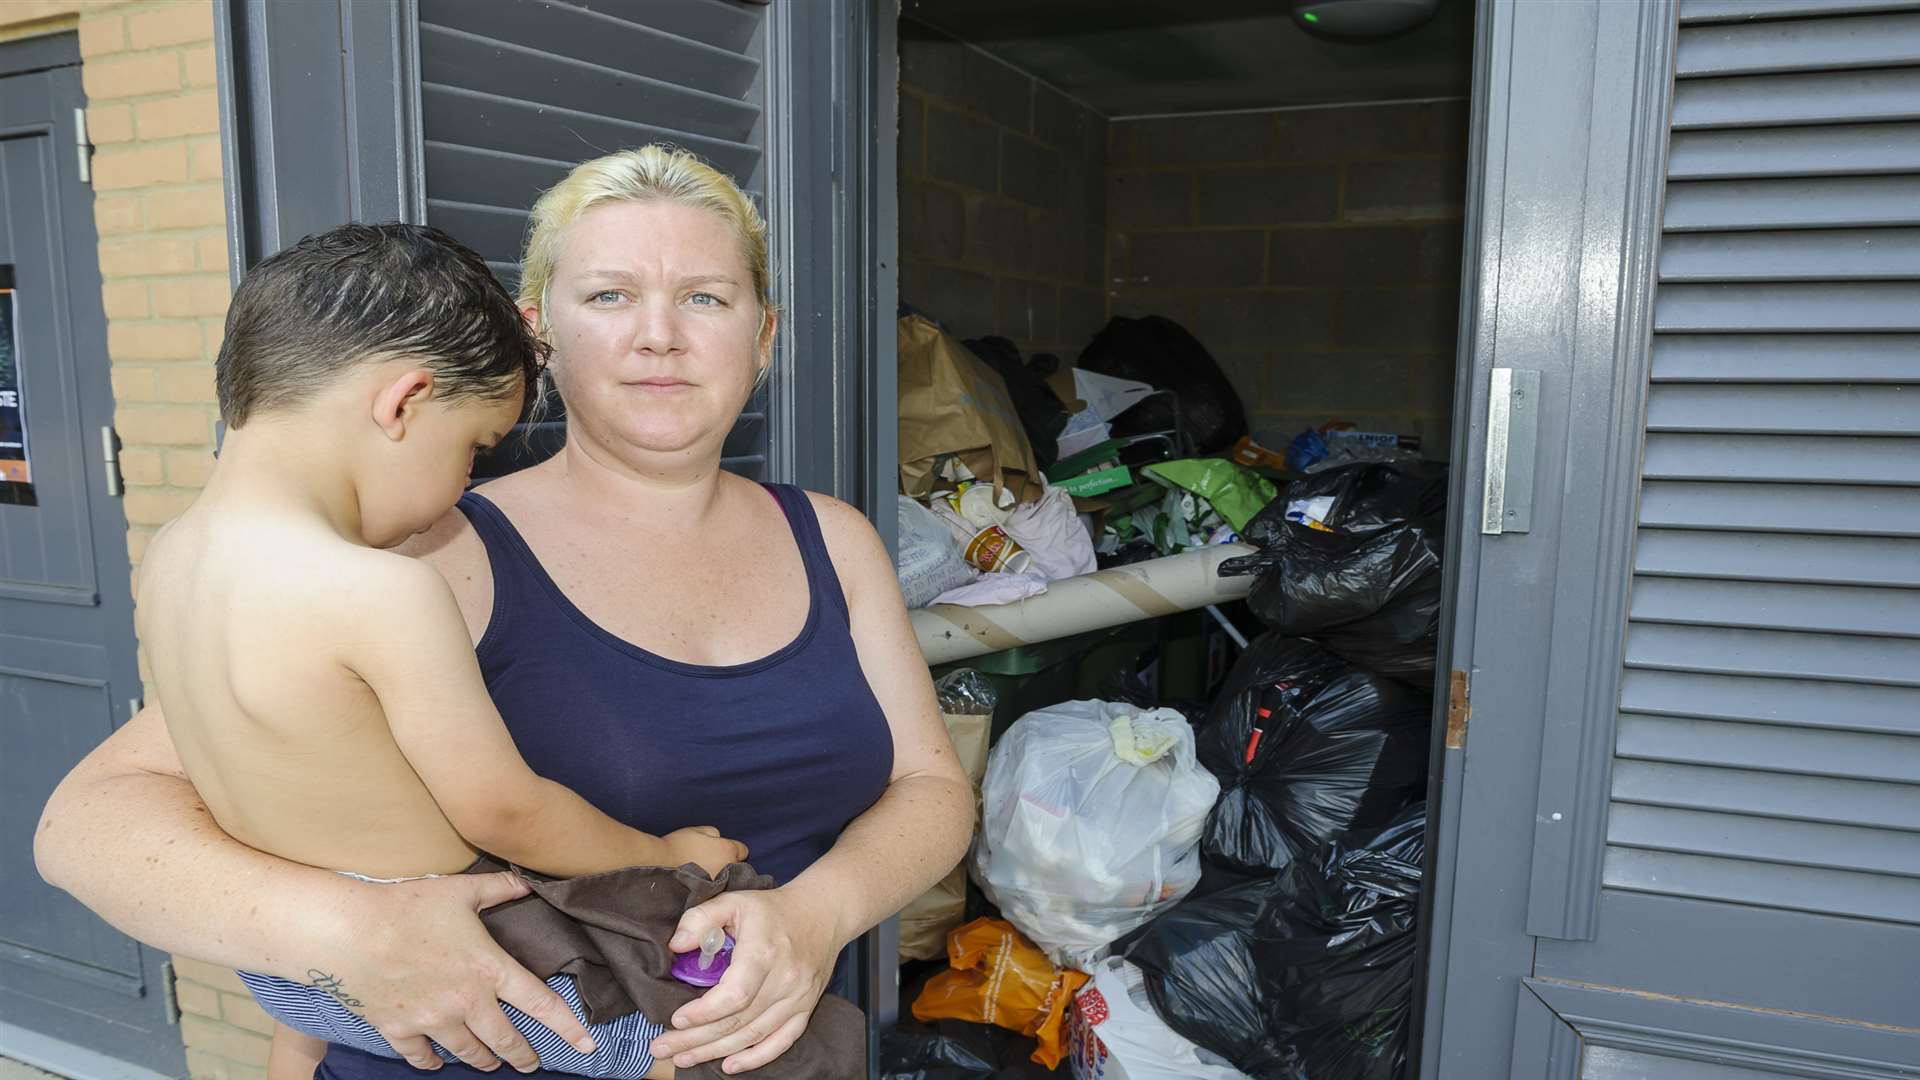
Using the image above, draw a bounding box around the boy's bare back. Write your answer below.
[140,499,484,879]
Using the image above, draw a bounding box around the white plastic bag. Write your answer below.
[896,496,975,608]
[1005,484,1098,582]
[972,700,1220,969]
[1067,957,1250,1080]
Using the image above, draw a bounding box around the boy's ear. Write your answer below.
[372,370,435,441]
[520,304,542,333]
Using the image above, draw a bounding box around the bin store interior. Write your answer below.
[886,2,1473,1078]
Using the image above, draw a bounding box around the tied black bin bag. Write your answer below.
[1077,315,1249,454]
[1121,805,1427,1080]
[1197,635,1427,878]
[1228,463,1449,688]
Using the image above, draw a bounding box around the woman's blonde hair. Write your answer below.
[518,145,773,334]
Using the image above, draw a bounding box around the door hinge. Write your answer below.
[74,108,94,184]
[101,426,123,496]
[129,696,144,722]
[160,959,181,1025]
[1446,669,1470,750]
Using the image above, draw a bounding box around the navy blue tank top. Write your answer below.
[318,482,893,1080]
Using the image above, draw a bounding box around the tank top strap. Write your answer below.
[455,490,531,650]
[761,483,850,623]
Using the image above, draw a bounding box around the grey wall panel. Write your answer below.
[564,0,760,50]
[417,0,759,99]
[1634,530,1920,585]
[1623,624,1920,684]
[1615,717,1920,783]
[1674,12,1920,76]
[1650,334,1920,381]
[1653,282,1920,330]
[1667,121,1920,178]
[418,87,760,179]
[1637,480,1920,533]
[1602,848,1920,923]
[1620,669,1920,734]
[1609,802,1920,875]
[1658,228,1920,281]
[1631,578,1920,636]
[1680,0,1920,23]
[1664,176,1920,230]
[1671,67,1920,128]
[1641,433,1920,483]
[1644,383,1920,433]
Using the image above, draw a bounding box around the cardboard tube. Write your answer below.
[914,543,1258,665]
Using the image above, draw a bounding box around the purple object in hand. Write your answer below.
[670,933,734,988]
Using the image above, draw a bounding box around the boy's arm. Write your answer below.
[339,560,676,876]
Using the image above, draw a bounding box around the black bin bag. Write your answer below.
[880,1019,1058,1080]
[1197,635,1427,878]
[1076,315,1249,454]
[1121,804,1427,1080]
[1228,463,1449,688]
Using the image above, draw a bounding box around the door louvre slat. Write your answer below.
[1671,67,1920,128]
[1615,716,1920,783]
[1651,334,1920,382]
[1620,669,1920,735]
[1609,804,1920,878]
[1668,122,1920,179]
[1634,529,1920,587]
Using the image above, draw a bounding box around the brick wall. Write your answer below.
[83,3,263,1070]
[1107,100,1468,451]
[897,21,1107,359]
[0,3,261,1078]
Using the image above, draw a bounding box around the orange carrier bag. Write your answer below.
[910,917,1090,1068]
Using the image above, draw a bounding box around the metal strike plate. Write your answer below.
[1482,368,1540,535]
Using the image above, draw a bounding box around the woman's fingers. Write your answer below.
[461,1007,538,1073]
[721,1013,809,1076]
[426,1029,501,1073]
[673,995,802,1071]
[493,962,596,1057]
[384,1034,445,1072]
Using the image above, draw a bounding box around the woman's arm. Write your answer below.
[34,705,597,1073]
[651,494,974,1073]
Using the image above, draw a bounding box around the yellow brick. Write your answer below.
[151,275,230,318]
[123,485,197,526]
[174,976,221,1018]
[182,43,215,88]
[118,447,165,485]
[201,316,225,358]
[87,103,134,145]
[181,1014,272,1068]
[83,52,181,100]
[183,1048,228,1080]
[95,192,144,235]
[101,278,150,319]
[227,1066,267,1080]
[136,93,219,140]
[92,143,189,190]
[188,135,224,181]
[78,13,124,58]
[117,405,211,447]
[218,991,277,1037]
[196,234,227,272]
[155,364,215,404]
[170,956,249,994]
[127,3,212,49]
[125,525,155,565]
[147,184,225,230]
[100,235,196,276]
[109,321,202,362]
[164,446,214,488]
[110,364,157,401]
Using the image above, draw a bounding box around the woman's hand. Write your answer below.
[334,871,597,1073]
[649,887,841,1074]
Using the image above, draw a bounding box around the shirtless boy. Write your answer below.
[135,224,743,1080]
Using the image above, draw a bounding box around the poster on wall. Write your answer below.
[0,264,33,506]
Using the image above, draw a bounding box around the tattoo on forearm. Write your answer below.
[308,970,364,1011]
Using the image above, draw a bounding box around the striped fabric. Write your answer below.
[237,970,665,1079]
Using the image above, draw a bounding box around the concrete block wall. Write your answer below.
[1106,100,1469,451]
[0,4,265,1079]
[898,22,1108,359]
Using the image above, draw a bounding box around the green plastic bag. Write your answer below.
[1141,458,1279,533]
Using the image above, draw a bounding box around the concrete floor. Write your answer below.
[0,1060,64,1080]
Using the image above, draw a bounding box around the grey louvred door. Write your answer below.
[1426,1,1920,1075]
[414,0,771,481]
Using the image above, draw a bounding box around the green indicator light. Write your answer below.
[1303,10,1319,21]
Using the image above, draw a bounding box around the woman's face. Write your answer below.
[536,199,770,464]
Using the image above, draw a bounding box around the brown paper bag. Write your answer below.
[898,315,1043,505]
[897,708,992,962]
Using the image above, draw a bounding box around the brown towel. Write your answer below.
[471,857,867,1079]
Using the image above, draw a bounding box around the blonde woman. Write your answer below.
[36,146,974,1079]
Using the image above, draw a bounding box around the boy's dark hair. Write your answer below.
[216,223,544,427]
